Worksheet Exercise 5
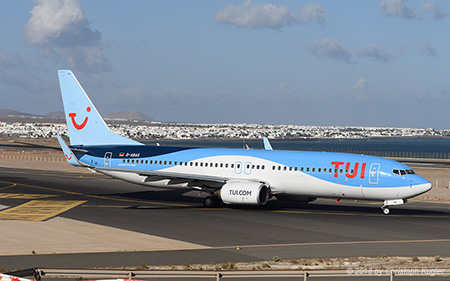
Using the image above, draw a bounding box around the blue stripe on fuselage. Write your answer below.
[73,144,426,188]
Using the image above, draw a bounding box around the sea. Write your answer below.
[143,138,450,159]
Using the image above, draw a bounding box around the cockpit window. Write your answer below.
[392,169,415,175]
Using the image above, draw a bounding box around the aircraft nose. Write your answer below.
[413,176,432,196]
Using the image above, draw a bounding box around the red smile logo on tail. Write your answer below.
[69,107,91,130]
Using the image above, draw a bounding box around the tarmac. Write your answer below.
[1,148,450,271]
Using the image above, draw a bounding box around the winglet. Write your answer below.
[57,136,83,167]
[263,137,273,150]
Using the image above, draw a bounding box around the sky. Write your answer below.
[1,0,450,129]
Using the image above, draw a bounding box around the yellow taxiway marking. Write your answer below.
[0,179,190,208]
[274,210,449,219]
[0,193,57,199]
[0,183,17,191]
[209,238,450,251]
[0,200,87,221]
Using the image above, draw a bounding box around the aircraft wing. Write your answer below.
[94,166,270,194]
[95,166,228,184]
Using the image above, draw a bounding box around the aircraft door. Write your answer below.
[104,152,113,167]
[369,163,380,184]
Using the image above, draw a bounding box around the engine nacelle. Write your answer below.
[220,182,270,205]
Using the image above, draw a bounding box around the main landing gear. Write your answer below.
[204,196,221,208]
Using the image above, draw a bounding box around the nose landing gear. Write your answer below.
[381,199,406,215]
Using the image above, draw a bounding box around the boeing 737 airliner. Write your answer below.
[57,70,431,215]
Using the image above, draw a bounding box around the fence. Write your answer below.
[299,149,450,160]
[19,268,450,280]
[0,149,65,163]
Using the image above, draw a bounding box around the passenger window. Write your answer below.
[284,166,287,171]
[169,161,172,165]
[215,163,219,167]
[174,161,177,165]
[294,167,297,171]
[231,164,234,168]
[225,164,228,168]
[301,167,304,172]
[145,160,148,164]
[272,166,275,170]
[312,168,315,172]
[256,165,260,169]
[220,163,223,168]
[164,161,167,165]
[262,165,265,170]
[278,166,281,170]
[289,167,292,171]
[131,160,135,164]
[318,168,321,172]
[306,167,310,172]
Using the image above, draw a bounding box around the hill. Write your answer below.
[104,110,155,122]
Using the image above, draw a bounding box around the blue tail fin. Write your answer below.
[58,70,142,146]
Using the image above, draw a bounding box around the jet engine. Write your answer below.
[220,182,270,205]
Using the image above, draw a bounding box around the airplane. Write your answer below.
[56,70,432,215]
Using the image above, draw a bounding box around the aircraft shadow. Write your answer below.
[96,189,449,216]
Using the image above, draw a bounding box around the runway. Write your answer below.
[0,166,449,269]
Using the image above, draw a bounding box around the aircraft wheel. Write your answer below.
[382,207,390,215]
[204,196,220,208]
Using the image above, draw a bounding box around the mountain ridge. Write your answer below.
[0,109,155,122]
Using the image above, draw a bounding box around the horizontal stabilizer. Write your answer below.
[57,135,83,167]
